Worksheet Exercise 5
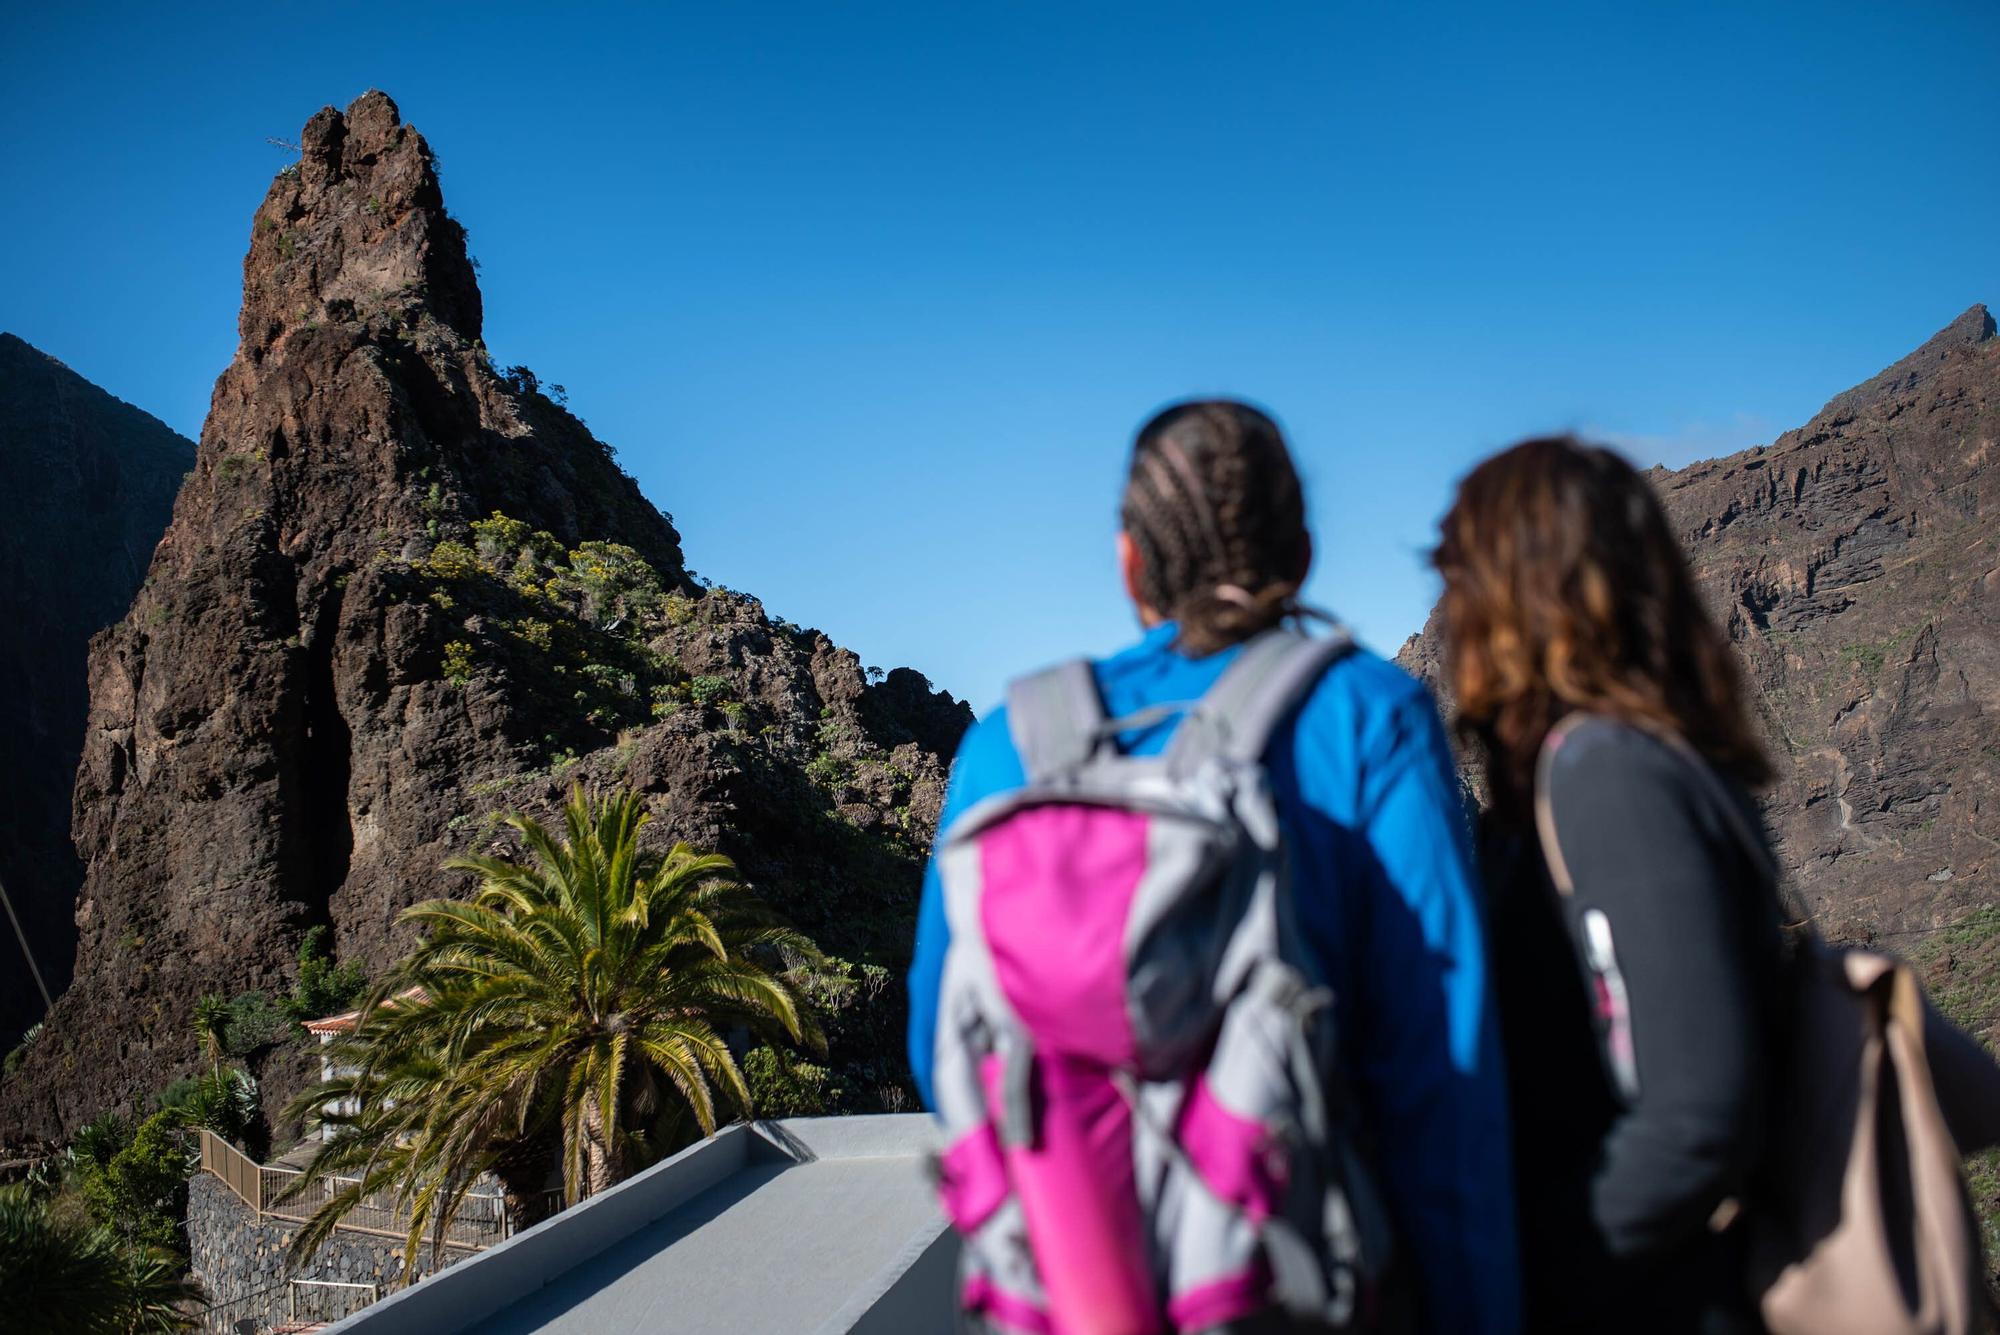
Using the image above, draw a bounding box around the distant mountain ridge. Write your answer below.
[1399,303,2000,951]
[0,333,192,1051]
[0,91,967,1139]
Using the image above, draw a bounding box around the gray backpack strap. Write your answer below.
[1166,625,1356,771]
[1006,659,1108,782]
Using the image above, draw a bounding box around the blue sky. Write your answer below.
[4,3,1996,712]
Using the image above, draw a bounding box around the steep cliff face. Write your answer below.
[1399,305,2000,945]
[0,92,967,1138]
[0,336,193,1051]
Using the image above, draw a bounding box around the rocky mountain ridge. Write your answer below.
[0,334,192,1052]
[1399,304,2000,956]
[0,91,968,1140]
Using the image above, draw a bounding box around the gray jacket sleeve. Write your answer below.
[1545,721,1771,1258]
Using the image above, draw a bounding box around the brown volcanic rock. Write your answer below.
[1399,305,2000,943]
[0,336,193,1051]
[0,92,967,1138]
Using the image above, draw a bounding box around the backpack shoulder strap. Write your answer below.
[1006,658,1108,783]
[1533,713,1778,899]
[1165,624,1356,772]
[1532,714,1588,897]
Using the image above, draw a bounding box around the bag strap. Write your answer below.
[1005,658,1109,783]
[1532,712,1777,898]
[1164,624,1356,773]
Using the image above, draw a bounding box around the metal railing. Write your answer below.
[289,1278,378,1325]
[199,1126,266,1211]
[197,1129,560,1252]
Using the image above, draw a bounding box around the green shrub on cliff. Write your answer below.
[70,1112,132,1171]
[743,1046,836,1118]
[76,1110,193,1255]
[688,674,732,707]
[563,540,663,628]
[189,990,292,1061]
[286,925,368,1023]
[406,512,687,734]
[157,1069,259,1144]
[2,1021,42,1078]
[441,639,475,686]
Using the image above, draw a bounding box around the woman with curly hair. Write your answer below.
[1434,436,1781,1333]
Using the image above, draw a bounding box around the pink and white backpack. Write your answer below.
[929,627,1398,1335]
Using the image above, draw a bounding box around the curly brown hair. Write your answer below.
[1434,435,1771,819]
[1121,400,1312,656]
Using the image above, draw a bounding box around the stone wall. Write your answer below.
[187,1174,473,1333]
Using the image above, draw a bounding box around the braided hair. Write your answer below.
[1120,399,1313,656]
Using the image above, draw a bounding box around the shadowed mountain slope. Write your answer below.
[0,334,192,1052]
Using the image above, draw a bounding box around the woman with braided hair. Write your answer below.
[907,400,1520,1334]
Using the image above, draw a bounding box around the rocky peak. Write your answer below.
[0,92,966,1141]
[1817,303,1992,424]
[249,90,481,354]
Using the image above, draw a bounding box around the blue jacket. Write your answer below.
[906,622,1520,1335]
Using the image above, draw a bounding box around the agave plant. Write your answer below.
[280,786,825,1267]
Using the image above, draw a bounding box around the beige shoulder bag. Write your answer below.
[1534,715,1995,1335]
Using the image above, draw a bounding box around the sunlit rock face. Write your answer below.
[1400,305,2000,943]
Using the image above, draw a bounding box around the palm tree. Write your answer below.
[0,1184,203,1334]
[280,786,824,1267]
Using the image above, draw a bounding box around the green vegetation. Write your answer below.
[0,928,365,1317]
[0,1184,203,1333]
[743,1046,835,1118]
[402,511,687,733]
[1837,613,1936,682]
[187,929,362,1076]
[76,1110,195,1255]
[1838,642,1886,676]
[687,674,733,707]
[183,991,291,1063]
[441,639,474,687]
[804,751,847,790]
[280,787,827,1265]
[157,1069,259,1142]
[287,925,368,1022]
[3,1020,42,1077]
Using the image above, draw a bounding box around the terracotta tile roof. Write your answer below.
[300,987,428,1036]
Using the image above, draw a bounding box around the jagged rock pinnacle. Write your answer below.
[245,90,481,352]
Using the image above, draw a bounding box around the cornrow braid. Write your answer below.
[1119,400,1314,656]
